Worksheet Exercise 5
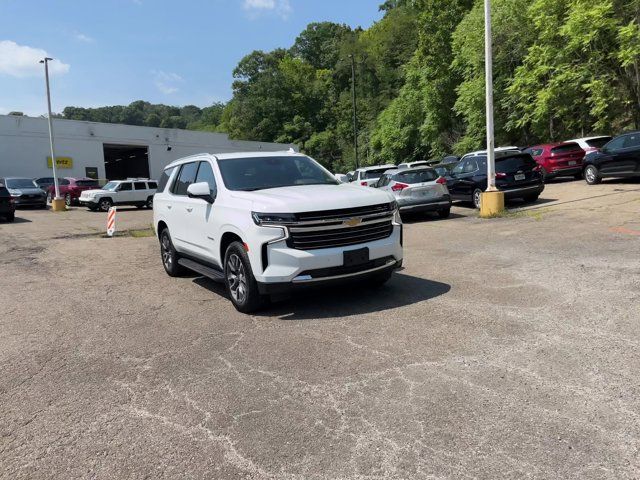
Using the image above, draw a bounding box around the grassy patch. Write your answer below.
[479,208,550,221]
[127,228,155,238]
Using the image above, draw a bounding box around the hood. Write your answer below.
[81,188,107,195]
[230,184,395,213]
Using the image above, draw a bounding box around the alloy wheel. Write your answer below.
[585,167,596,184]
[65,194,71,206]
[473,189,482,209]
[161,233,173,270]
[226,254,247,304]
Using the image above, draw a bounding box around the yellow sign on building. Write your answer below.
[46,157,73,169]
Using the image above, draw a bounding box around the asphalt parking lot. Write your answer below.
[1,179,639,479]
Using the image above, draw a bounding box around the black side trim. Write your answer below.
[177,258,225,282]
[261,243,269,273]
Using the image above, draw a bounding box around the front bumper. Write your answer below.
[13,197,46,207]
[397,194,451,213]
[547,166,581,177]
[79,198,98,207]
[253,224,403,288]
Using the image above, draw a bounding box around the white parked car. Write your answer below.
[375,167,451,218]
[334,173,349,184]
[79,179,158,212]
[397,161,430,170]
[460,146,520,161]
[153,151,403,313]
[351,165,396,187]
[565,136,612,156]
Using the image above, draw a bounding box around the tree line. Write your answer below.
[62,0,640,173]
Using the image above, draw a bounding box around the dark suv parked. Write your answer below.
[582,131,640,184]
[0,185,16,222]
[447,152,545,208]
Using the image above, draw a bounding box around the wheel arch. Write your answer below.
[156,220,168,238]
[220,231,244,262]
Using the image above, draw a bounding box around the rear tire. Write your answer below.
[472,189,482,209]
[584,165,601,185]
[438,208,451,219]
[146,196,154,209]
[65,193,72,206]
[160,229,185,277]
[224,241,266,313]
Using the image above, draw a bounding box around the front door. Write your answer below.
[187,160,220,265]
[166,161,200,253]
[115,182,135,203]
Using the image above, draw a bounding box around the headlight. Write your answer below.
[251,212,297,226]
[8,189,21,197]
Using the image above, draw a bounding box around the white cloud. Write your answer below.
[74,32,94,43]
[242,0,291,19]
[0,41,70,78]
[152,70,183,94]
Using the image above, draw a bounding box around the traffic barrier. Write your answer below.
[107,207,117,237]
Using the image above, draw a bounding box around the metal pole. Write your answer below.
[484,0,496,191]
[41,57,61,200]
[349,54,359,170]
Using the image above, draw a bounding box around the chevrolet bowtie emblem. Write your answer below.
[344,217,362,227]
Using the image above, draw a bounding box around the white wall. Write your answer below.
[0,115,296,180]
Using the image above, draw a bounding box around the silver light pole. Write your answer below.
[484,0,496,192]
[40,57,61,201]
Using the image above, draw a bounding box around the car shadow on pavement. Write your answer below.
[401,212,466,224]
[1,217,31,224]
[193,273,451,321]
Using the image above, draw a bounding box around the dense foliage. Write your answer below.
[63,0,640,172]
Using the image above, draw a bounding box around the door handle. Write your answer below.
[167,205,172,210]
[186,207,193,212]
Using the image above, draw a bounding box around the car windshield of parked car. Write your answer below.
[395,169,438,184]
[586,137,612,149]
[217,156,337,191]
[5,178,36,189]
[102,182,118,191]
[363,168,391,179]
[76,180,99,187]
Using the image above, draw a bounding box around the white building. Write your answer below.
[0,114,296,181]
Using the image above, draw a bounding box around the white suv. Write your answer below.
[153,151,403,312]
[351,165,396,187]
[79,179,158,212]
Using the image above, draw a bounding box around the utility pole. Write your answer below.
[480,0,504,217]
[40,57,65,211]
[349,54,359,170]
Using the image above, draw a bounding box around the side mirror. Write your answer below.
[187,182,215,203]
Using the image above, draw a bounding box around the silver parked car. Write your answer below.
[374,167,452,218]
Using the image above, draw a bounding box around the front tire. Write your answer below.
[98,198,112,212]
[224,241,266,313]
[65,193,72,206]
[438,208,451,219]
[584,165,601,185]
[159,229,185,277]
[6,212,15,222]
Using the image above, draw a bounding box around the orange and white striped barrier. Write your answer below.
[107,206,117,237]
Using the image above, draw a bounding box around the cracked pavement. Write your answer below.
[1,180,639,479]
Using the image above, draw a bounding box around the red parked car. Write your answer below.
[523,142,586,180]
[47,177,100,206]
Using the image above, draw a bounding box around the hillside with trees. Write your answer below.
[62,0,640,172]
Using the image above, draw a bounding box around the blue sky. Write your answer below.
[0,0,383,116]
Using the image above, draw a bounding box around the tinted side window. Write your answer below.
[623,133,640,149]
[526,148,543,157]
[464,160,478,173]
[172,162,198,196]
[195,161,217,196]
[157,167,176,193]
[134,182,147,190]
[605,136,626,151]
[147,181,157,190]
[119,182,132,191]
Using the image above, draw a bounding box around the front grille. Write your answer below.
[286,203,395,250]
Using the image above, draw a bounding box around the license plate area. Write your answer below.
[343,247,369,267]
[568,160,577,166]
[514,173,526,181]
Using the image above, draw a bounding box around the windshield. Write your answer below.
[363,169,391,180]
[396,169,438,184]
[5,178,36,189]
[101,182,119,191]
[217,156,337,191]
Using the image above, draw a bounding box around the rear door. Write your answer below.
[0,186,11,214]
[599,135,633,175]
[133,181,148,202]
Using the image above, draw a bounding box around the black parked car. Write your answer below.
[447,152,545,208]
[34,177,56,191]
[582,131,640,185]
[0,177,47,208]
[0,184,16,222]
[432,162,458,177]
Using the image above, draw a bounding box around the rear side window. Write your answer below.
[551,143,581,154]
[147,181,157,190]
[496,154,537,172]
[396,169,438,184]
[605,136,625,151]
[526,148,544,157]
[363,169,390,179]
[134,182,147,190]
[119,182,132,191]
[172,162,198,196]
[623,133,640,149]
[586,137,611,149]
[75,180,98,187]
[157,167,176,193]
